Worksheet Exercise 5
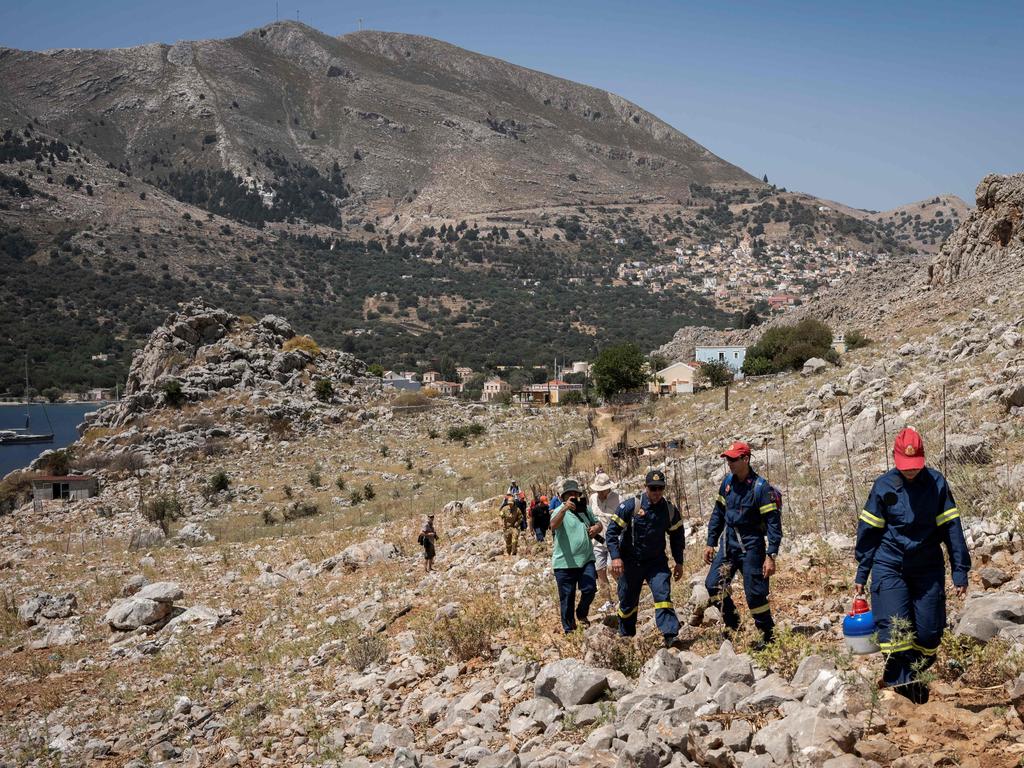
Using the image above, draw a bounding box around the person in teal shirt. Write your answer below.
[550,479,603,632]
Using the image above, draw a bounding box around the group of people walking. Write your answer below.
[417,426,971,704]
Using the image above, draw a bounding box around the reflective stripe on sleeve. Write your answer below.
[668,519,684,531]
[716,494,726,506]
[759,502,777,514]
[617,606,639,619]
[611,515,626,527]
[935,508,960,526]
[859,510,885,528]
[653,601,673,609]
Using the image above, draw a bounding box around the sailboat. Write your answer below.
[0,355,55,445]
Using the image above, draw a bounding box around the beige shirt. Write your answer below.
[589,490,621,529]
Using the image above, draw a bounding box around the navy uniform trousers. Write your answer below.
[704,534,774,638]
[617,558,680,637]
[872,563,944,686]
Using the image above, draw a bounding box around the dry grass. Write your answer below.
[282,335,322,355]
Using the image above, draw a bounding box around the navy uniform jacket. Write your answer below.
[855,468,971,587]
[606,494,685,565]
[706,471,782,556]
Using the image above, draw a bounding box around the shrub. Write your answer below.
[393,391,431,408]
[284,500,320,520]
[334,476,346,491]
[939,634,1024,687]
[282,335,321,355]
[427,428,439,439]
[313,379,334,402]
[587,634,660,678]
[349,489,364,505]
[207,470,230,495]
[308,470,322,488]
[347,634,388,671]
[363,482,375,501]
[162,379,185,407]
[261,508,279,525]
[418,599,509,663]
[379,445,389,457]
[446,422,486,441]
[845,329,872,350]
[144,494,182,534]
[283,484,293,499]
[696,360,734,388]
[742,318,833,375]
[560,391,585,405]
[37,447,74,476]
[0,471,33,515]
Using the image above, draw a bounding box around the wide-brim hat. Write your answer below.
[590,472,616,492]
[561,479,582,496]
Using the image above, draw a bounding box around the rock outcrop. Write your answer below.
[86,299,367,430]
[930,173,1024,285]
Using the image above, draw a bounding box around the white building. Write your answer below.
[695,345,747,378]
[650,362,699,395]
[481,377,511,402]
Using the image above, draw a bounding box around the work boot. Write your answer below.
[663,634,681,649]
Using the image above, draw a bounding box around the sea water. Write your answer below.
[0,403,101,477]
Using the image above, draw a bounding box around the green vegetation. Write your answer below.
[144,493,182,534]
[161,379,185,407]
[742,318,834,375]
[207,470,230,495]
[696,359,734,388]
[445,422,487,442]
[592,343,649,399]
[313,379,334,402]
[845,329,872,350]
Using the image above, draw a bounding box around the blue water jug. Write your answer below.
[842,597,880,654]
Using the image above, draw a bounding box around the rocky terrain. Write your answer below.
[1,173,1024,768]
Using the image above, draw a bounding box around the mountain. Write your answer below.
[0,22,975,394]
[0,22,756,222]
[867,193,970,255]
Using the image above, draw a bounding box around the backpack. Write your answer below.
[723,474,783,530]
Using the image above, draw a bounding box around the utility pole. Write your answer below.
[276,1,279,21]
[358,17,363,31]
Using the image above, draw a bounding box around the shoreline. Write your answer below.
[0,401,113,406]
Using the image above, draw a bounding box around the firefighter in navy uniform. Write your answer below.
[606,469,686,648]
[855,427,971,704]
[702,441,782,648]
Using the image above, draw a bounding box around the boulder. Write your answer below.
[338,540,400,570]
[955,593,1024,641]
[535,658,609,707]
[174,522,214,546]
[18,593,77,626]
[978,566,1011,589]
[704,641,754,693]
[105,581,182,631]
[803,358,828,376]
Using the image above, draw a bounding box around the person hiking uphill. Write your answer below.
[588,472,621,612]
[702,441,781,649]
[499,494,523,556]
[550,479,602,632]
[855,427,971,704]
[606,469,686,648]
[419,514,438,573]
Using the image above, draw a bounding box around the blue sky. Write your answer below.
[2,0,1021,210]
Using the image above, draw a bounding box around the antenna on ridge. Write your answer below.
[276,1,279,21]
[358,17,363,31]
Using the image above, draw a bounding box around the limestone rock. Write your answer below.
[535,658,609,707]
[18,593,77,626]
[803,358,828,376]
[955,593,1024,641]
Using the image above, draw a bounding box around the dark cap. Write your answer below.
[561,479,582,496]
[645,469,667,488]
